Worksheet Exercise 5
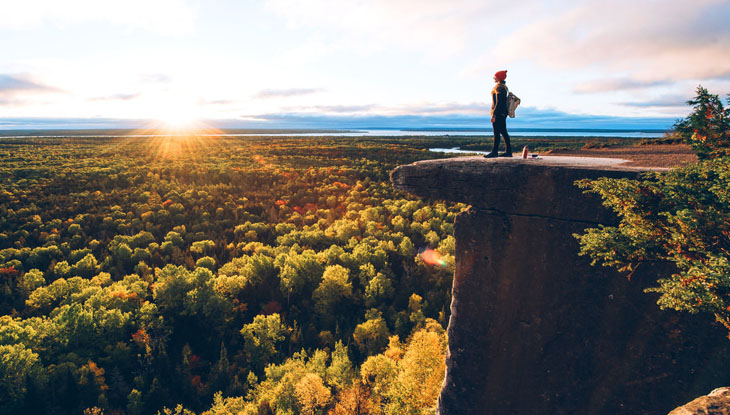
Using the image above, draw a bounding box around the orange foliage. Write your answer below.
[0,266,18,277]
[132,328,151,346]
[232,298,248,312]
[110,291,139,301]
[85,361,109,391]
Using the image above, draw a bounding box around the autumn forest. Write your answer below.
[0,133,477,415]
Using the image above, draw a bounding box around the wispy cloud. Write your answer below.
[574,78,672,94]
[139,74,172,84]
[281,104,375,114]
[263,0,506,57]
[0,0,197,35]
[280,102,489,116]
[619,94,692,108]
[0,117,146,129]
[0,74,62,95]
[90,93,140,101]
[400,102,490,115]
[199,98,235,105]
[254,88,324,99]
[495,0,730,83]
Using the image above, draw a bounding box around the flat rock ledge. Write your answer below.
[391,156,730,415]
[390,155,650,223]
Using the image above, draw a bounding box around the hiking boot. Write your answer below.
[499,152,513,157]
[483,152,498,158]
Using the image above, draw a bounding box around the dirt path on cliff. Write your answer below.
[544,144,698,168]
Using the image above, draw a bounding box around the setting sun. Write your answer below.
[154,101,202,131]
[158,113,199,131]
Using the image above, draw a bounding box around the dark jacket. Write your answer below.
[491,82,509,118]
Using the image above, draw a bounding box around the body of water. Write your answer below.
[0,128,667,139]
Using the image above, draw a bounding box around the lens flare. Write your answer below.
[422,249,447,268]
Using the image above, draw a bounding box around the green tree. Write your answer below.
[277,249,324,302]
[326,341,354,391]
[18,268,45,295]
[241,313,287,371]
[353,315,390,357]
[0,343,41,414]
[313,265,352,315]
[674,86,730,159]
[195,256,216,270]
[576,87,730,334]
[190,240,215,256]
[73,253,100,278]
[576,158,730,331]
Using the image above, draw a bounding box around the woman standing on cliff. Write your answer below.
[484,70,512,158]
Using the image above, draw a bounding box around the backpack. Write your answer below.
[507,92,521,118]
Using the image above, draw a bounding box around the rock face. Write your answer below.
[391,156,730,415]
[669,388,730,415]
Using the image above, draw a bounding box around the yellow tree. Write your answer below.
[385,328,446,415]
[295,373,331,415]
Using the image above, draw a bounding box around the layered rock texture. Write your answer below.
[391,156,730,415]
[669,388,730,415]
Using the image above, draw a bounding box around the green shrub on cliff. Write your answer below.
[576,87,730,334]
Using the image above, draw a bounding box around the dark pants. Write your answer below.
[491,115,511,154]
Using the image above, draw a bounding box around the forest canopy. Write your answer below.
[0,133,468,415]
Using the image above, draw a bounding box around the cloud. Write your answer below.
[574,78,672,94]
[400,102,490,115]
[281,102,490,116]
[0,117,146,130]
[619,94,691,108]
[139,74,173,84]
[0,0,197,35]
[0,104,677,130]
[254,88,324,99]
[199,99,235,105]
[90,93,140,101]
[0,74,62,97]
[0,74,60,93]
[262,0,511,57]
[282,104,375,114]
[240,105,676,130]
[495,0,730,83]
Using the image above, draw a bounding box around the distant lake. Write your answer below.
[1,129,667,138]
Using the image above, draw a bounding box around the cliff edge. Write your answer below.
[391,156,730,415]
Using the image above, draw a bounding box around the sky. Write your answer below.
[1,0,729,130]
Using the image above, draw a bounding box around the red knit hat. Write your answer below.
[494,70,507,81]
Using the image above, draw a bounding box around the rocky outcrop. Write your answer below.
[391,156,730,415]
[669,388,730,415]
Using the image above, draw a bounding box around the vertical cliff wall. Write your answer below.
[391,156,730,415]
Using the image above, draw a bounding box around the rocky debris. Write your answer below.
[668,388,730,415]
[391,156,730,415]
